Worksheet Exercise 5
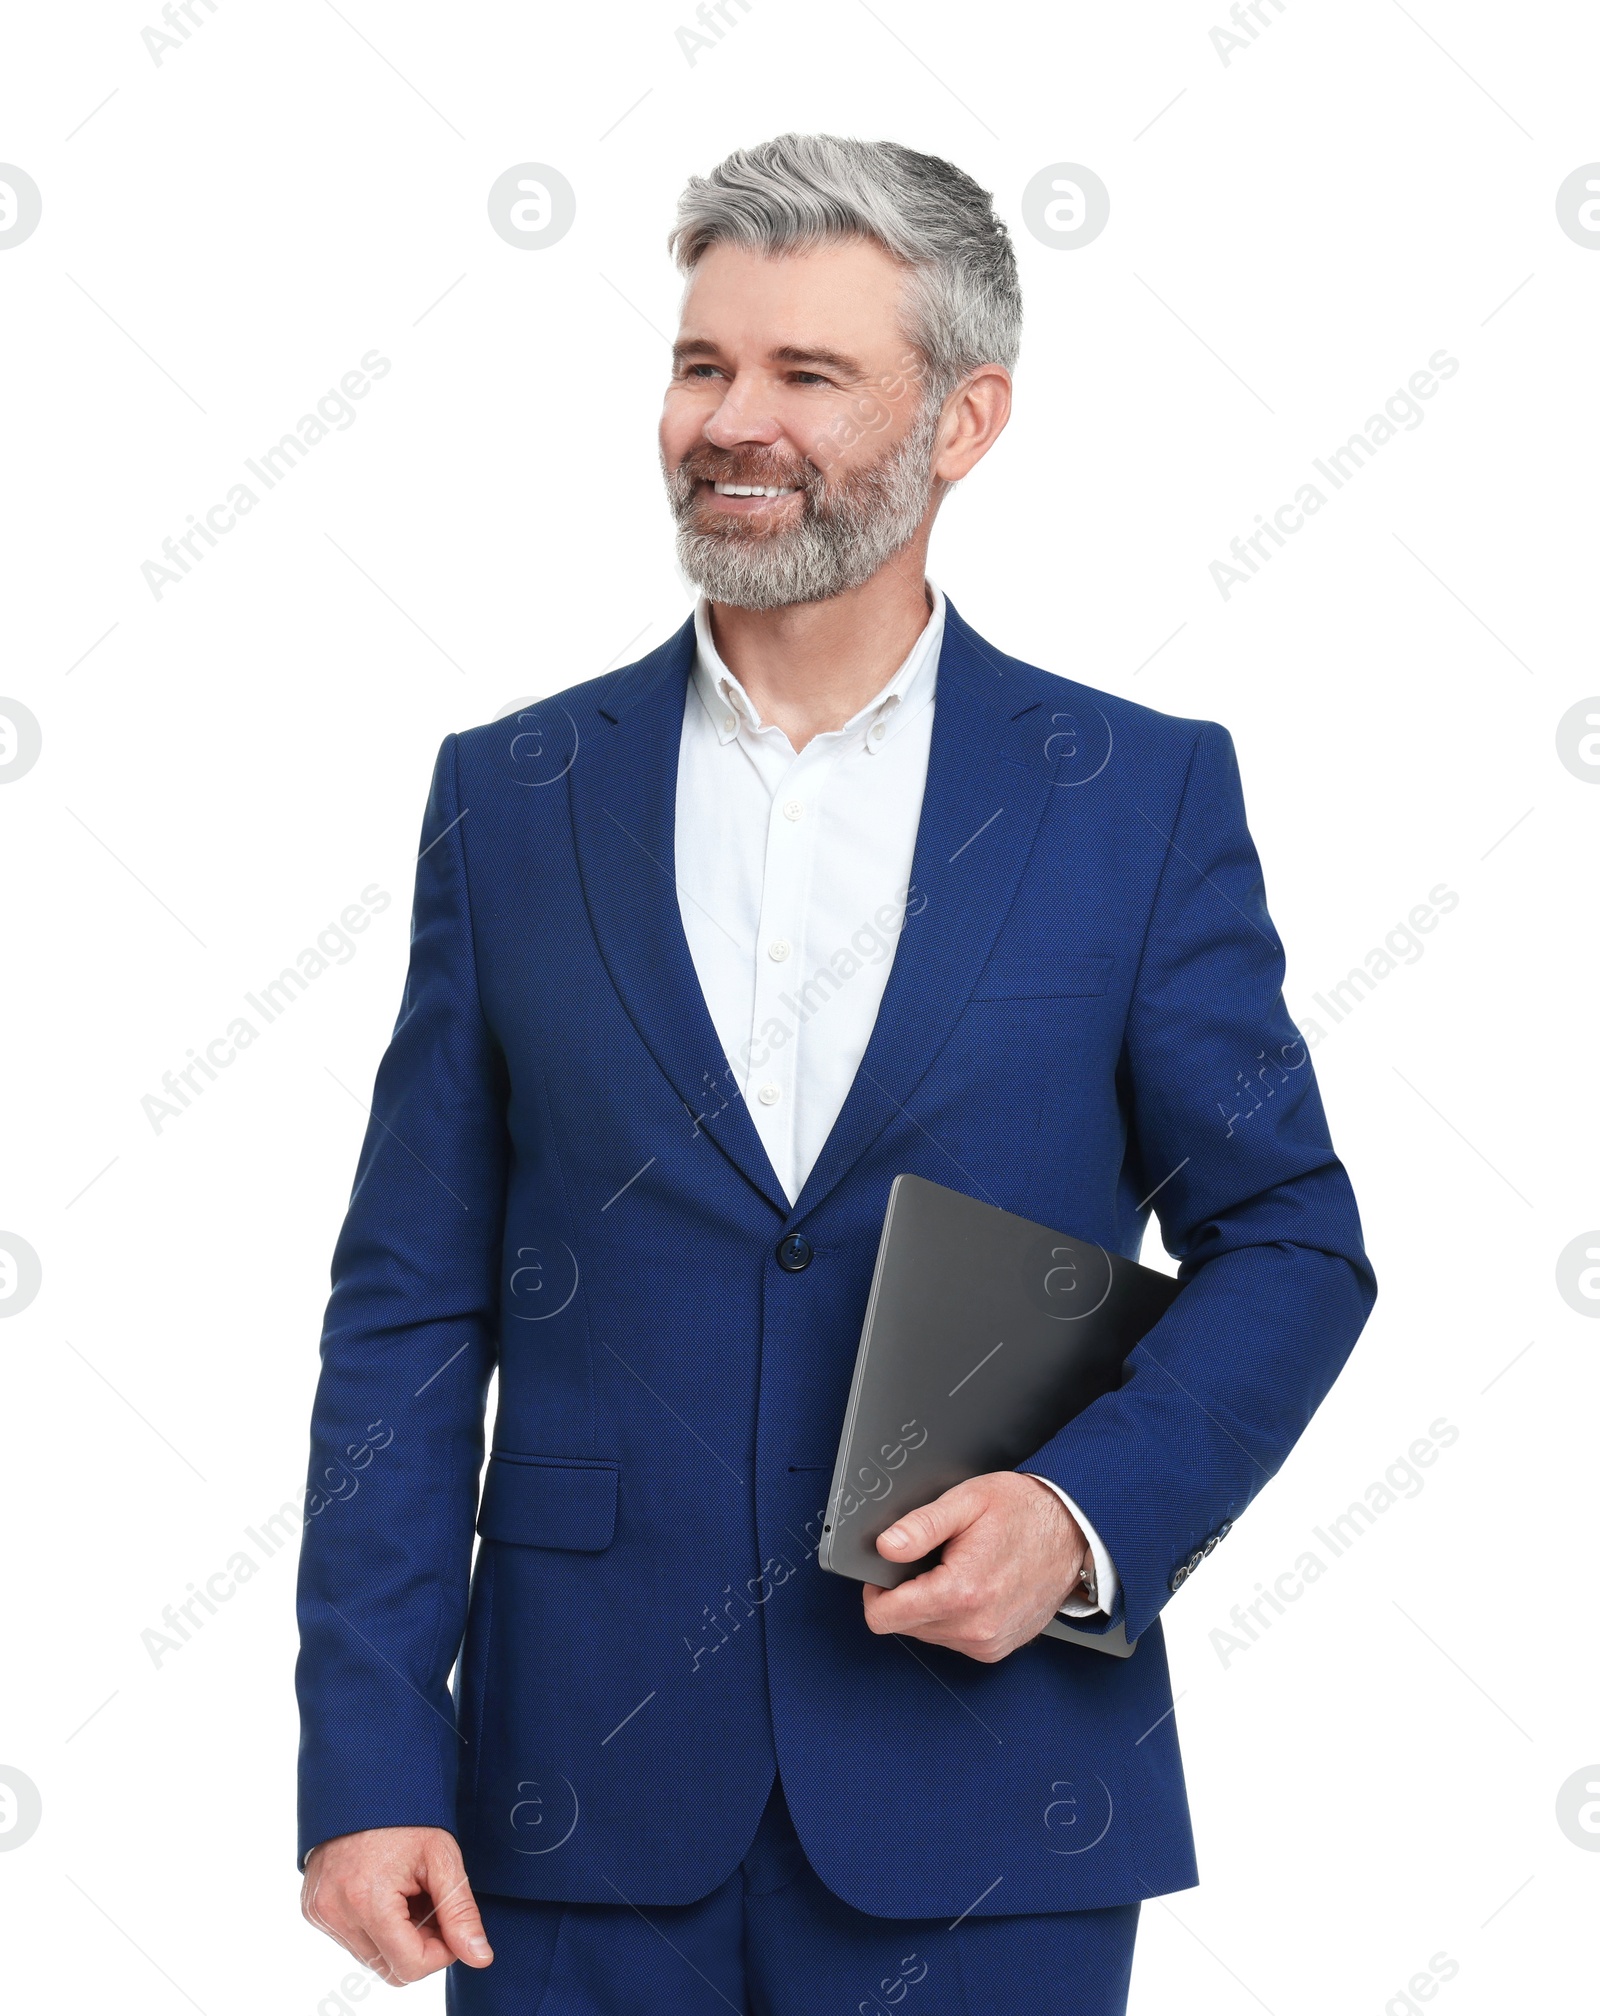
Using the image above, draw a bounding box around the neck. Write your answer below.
[706,544,934,753]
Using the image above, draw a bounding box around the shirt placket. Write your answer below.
[743,731,829,1200]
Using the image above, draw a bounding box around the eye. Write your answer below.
[679,362,724,380]
[789,371,831,387]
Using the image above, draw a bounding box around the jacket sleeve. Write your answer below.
[294,733,508,1865]
[1019,721,1377,1644]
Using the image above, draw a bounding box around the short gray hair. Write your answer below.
[668,133,1021,404]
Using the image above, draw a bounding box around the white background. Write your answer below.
[2,2,1597,2010]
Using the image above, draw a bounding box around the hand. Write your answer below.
[301,1826,493,1986]
[862,1472,1086,1663]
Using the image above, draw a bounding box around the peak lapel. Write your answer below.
[567,618,790,1219]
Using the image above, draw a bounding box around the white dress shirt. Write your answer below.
[673,585,1118,1622]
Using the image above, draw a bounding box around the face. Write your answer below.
[659,237,947,609]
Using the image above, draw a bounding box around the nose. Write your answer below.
[701,372,785,452]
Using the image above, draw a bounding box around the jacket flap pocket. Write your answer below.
[970,953,1113,1001]
[477,1453,618,1551]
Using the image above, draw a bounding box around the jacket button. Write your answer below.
[776,1234,813,1272]
[1170,1563,1189,1592]
[1217,1520,1233,1540]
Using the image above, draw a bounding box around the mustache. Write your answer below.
[672,446,821,496]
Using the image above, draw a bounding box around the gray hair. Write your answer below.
[667,133,1021,405]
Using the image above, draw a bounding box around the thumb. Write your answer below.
[425,1843,493,1968]
[878,1483,980,1561]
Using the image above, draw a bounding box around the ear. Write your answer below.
[931,365,1013,483]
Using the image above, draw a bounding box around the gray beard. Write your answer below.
[664,403,942,611]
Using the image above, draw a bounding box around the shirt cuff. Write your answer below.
[1027,1475,1120,1619]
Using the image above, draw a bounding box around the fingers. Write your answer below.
[331,1928,391,1984]
[421,1839,494,1968]
[876,1479,983,1563]
[367,1881,454,1984]
[863,1574,1015,1660]
[862,1561,961,1636]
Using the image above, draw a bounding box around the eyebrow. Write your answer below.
[671,337,868,382]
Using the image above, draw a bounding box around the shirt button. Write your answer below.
[776,1234,813,1272]
[722,714,737,733]
[767,940,791,962]
[783,800,804,821]
[757,1083,781,1106]
[870,722,886,742]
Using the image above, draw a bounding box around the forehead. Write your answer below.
[675,237,911,363]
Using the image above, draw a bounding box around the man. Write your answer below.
[296,134,1375,2013]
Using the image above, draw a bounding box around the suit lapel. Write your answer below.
[789,601,1060,1226]
[567,601,1063,1230]
[567,617,791,1218]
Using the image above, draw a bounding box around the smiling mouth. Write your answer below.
[708,481,801,500]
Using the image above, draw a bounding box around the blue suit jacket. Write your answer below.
[295,600,1375,1916]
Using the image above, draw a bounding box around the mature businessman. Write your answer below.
[296,134,1376,2013]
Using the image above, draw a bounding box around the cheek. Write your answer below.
[802,410,874,474]
[660,390,712,457]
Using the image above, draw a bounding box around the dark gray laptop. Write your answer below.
[818,1174,1183,1658]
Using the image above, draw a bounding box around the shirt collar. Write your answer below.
[691,581,945,757]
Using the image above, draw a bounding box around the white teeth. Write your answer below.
[712,482,797,497]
